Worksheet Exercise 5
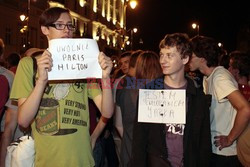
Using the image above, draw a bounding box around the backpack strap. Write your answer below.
[30,50,44,86]
[31,56,37,87]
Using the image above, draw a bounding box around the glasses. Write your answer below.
[48,23,75,31]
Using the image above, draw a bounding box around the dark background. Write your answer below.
[127,0,250,53]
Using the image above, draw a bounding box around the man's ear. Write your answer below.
[182,55,189,65]
[41,26,49,36]
[200,57,207,63]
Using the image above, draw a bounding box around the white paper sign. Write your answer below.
[138,89,186,124]
[48,38,102,80]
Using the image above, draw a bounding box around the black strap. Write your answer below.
[31,56,37,86]
[30,50,43,86]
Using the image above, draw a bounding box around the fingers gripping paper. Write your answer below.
[48,38,102,80]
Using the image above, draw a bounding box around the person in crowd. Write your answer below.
[10,7,114,167]
[189,35,250,167]
[228,50,250,101]
[116,50,162,167]
[5,52,21,74]
[130,33,212,167]
[112,51,132,79]
[0,75,8,116]
[0,38,23,167]
[227,50,250,166]
[114,50,142,138]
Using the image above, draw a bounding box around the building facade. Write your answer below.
[0,0,131,57]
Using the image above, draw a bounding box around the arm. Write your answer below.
[114,105,123,138]
[90,116,108,149]
[94,52,114,118]
[0,108,18,166]
[17,50,52,127]
[214,90,250,150]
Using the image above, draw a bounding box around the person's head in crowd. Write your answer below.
[127,50,143,77]
[23,48,44,57]
[159,33,192,77]
[228,50,250,84]
[219,53,230,69]
[39,7,74,40]
[189,35,221,72]
[6,52,21,73]
[135,51,162,80]
[118,51,132,75]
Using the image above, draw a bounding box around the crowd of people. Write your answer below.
[0,6,250,167]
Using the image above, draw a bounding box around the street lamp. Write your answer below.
[129,28,137,50]
[192,23,200,36]
[123,0,137,28]
[128,0,137,9]
[20,0,31,47]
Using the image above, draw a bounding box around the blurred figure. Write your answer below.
[228,51,250,101]
[116,50,161,167]
[118,51,132,75]
[131,33,212,167]
[113,51,132,79]
[5,52,21,74]
[228,50,250,166]
[190,36,250,167]
[0,38,23,167]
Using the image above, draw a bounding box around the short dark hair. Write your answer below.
[6,52,21,66]
[191,36,221,67]
[229,51,250,77]
[39,7,70,26]
[119,51,132,60]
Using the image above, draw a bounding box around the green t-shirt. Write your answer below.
[10,57,101,167]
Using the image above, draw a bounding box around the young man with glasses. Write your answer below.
[10,7,114,167]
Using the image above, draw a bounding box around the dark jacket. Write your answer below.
[130,76,212,167]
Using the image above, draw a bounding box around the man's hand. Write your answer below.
[36,49,53,84]
[214,135,234,150]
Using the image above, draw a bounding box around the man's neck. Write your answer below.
[164,74,187,88]
[199,65,216,77]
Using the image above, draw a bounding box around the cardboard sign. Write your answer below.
[48,38,102,80]
[138,89,186,124]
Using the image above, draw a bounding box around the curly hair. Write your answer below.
[191,36,221,67]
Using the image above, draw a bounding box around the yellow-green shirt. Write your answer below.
[11,57,101,167]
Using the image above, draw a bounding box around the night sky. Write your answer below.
[127,0,250,53]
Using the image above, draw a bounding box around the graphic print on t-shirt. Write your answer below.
[166,123,185,135]
[35,82,88,136]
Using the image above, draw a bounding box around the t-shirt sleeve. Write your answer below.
[87,82,102,100]
[10,57,34,100]
[213,70,238,102]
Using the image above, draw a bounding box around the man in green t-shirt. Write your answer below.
[10,7,114,167]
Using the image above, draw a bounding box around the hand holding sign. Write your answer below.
[48,38,102,80]
[98,52,113,79]
[138,89,186,124]
[36,49,52,84]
